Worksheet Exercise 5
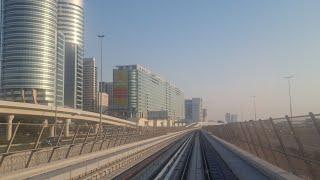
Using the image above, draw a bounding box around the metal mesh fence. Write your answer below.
[204,112,320,180]
[0,122,185,174]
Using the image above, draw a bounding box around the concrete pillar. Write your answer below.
[94,124,99,134]
[64,119,71,137]
[50,124,55,137]
[6,115,14,141]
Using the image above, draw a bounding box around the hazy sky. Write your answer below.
[84,0,320,121]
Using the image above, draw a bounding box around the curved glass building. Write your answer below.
[1,0,58,105]
[58,0,84,109]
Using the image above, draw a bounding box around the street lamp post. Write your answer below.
[252,96,257,121]
[284,75,294,118]
[98,34,104,134]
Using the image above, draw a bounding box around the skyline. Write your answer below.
[84,0,320,121]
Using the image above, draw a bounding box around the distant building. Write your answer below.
[97,92,109,113]
[185,98,203,123]
[231,114,238,123]
[99,82,113,108]
[83,58,97,112]
[185,100,193,123]
[202,108,207,122]
[112,65,185,121]
[225,113,237,123]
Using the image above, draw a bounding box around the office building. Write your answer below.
[225,113,237,123]
[99,82,113,107]
[1,0,58,105]
[83,58,97,112]
[97,92,109,113]
[56,32,65,106]
[112,65,185,121]
[185,98,203,123]
[58,0,84,109]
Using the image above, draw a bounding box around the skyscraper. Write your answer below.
[1,0,58,105]
[83,58,97,112]
[112,65,185,121]
[184,98,203,123]
[58,0,84,109]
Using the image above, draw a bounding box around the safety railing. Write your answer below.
[204,112,320,180]
[0,122,185,174]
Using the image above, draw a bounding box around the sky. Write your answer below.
[84,0,320,121]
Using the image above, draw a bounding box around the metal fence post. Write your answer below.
[26,124,46,168]
[80,125,92,155]
[244,121,260,157]
[90,124,103,153]
[258,119,279,166]
[239,122,253,153]
[99,128,110,150]
[285,115,316,179]
[269,117,295,174]
[251,120,268,160]
[309,112,320,137]
[0,122,20,168]
[65,125,80,158]
[48,123,65,162]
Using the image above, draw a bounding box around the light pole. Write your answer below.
[98,34,104,134]
[252,96,257,121]
[284,75,294,118]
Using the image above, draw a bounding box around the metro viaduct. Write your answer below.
[0,101,136,141]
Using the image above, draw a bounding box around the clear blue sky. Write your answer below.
[84,0,320,121]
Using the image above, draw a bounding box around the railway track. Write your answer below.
[116,130,238,180]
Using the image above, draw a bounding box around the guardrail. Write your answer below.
[0,122,185,174]
[204,112,320,180]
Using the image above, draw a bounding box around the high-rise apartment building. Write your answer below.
[1,0,59,105]
[58,0,84,109]
[184,98,203,123]
[83,58,97,112]
[112,65,185,121]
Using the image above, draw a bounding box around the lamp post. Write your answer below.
[98,34,104,134]
[252,96,257,121]
[284,75,294,118]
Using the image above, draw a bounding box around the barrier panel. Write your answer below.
[204,112,320,180]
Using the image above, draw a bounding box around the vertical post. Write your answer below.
[269,117,295,173]
[48,123,65,162]
[91,124,102,152]
[65,125,80,158]
[259,119,279,166]
[50,123,55,137]
[99,128,110,150]
[244,121,260,157]
[0,122,20,168]
[80,125,92,155]
[5,115,14,141]
[251,120,268,160]
[239,122,252,152]
[285,115,315,179]
[26,124,46,168]
[98,34,104,135]
[64,119,71,137]
[309,112,320,137]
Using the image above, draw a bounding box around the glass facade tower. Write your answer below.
[58,0,84,109]
[112,65,185,121]
[1,0,58,105]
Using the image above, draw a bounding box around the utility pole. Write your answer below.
[252,96,257,121]
[98,35,104,134]
[284,75,294,118]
